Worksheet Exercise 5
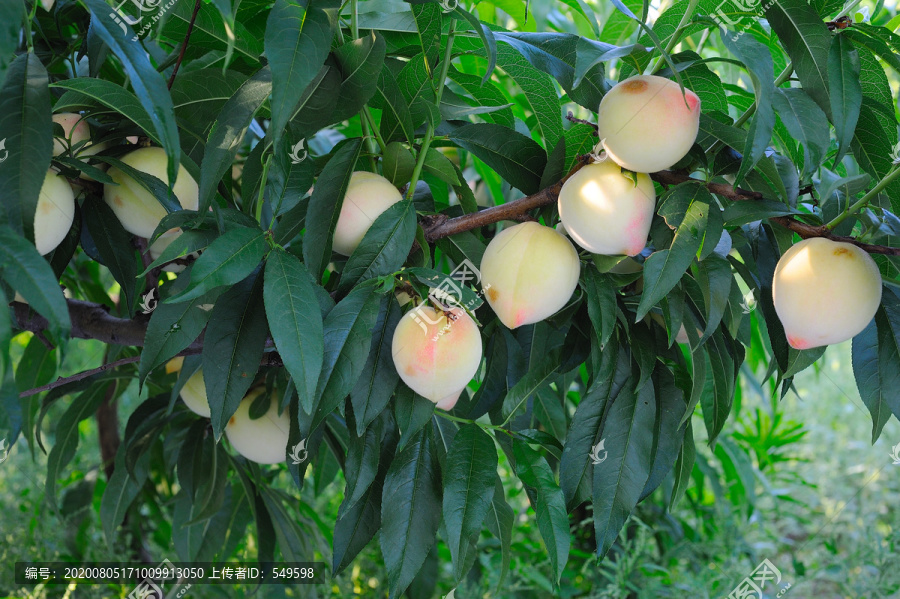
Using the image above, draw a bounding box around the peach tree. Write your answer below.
[2,0,900,594]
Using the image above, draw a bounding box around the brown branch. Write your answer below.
[166,0,203,89]
[20,355,143,398]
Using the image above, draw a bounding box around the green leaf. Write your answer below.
[100,447,150,548]
[0,53,51,241]
[669,419,695,507]
[0,226,70,342]
[583,267,617,350]
[853,319,892,443]
[382,142,416,187]
[422,148,461,185]
[453,7,497,84]
[373,65,416,145]
[592,375,655,557]
[381,427,442,599]
[83,198,137,313]
[264,249,325,415]
[339,200,417,294]
[303,138,364,280]
[484,477,514,590]
[0,2,24,88]
[161,0,262,64]
[350,297,402,436]
[501,349,561,424]
[333,32,388,124]
[202,270,268,440]
[51,78,156,143]
[265,0,332,147]
[640,366,686,499]
[449,124,547,195]
[771,88,829,180]
[342,416,382,512]
[696,254,733,340]
[443,425,498,580]
[636,185,711,321]
[310,281,383,432]
[412,2,442,76]
[513,441,570,585]
[698,332,736,444]
[138,266,220,385]
[96,155,182,214]
[828,35,862,166]
[720,32,776,187]
[763,0,832,118]
[198,67,272,213]
[46,383,111,509]
[82,0,181,184]
[447,68,513,128]
[168,228,267,303]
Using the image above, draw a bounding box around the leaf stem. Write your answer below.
[826,164,900,229]
[255,153,272,224]
[434,409,513,436]
[406,18,456,200]
[650,0,699,74]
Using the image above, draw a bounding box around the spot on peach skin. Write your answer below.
[229,416,236,426]
[834,248,851,257]
[113,196,124,206]
[622,79,648,93]
[487,287,499,302]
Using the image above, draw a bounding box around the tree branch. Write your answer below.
[166,0,203,89]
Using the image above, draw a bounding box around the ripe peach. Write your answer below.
[557,160,656,256]
[333,171,403,255]
[179,369,211,418]
[773,238,882,349]
[480,222,580,329]
[52,113,91,156]
[225,388,290,464]
[391,306,482,409]
[103,147,199,239]
[34,170,76,255]
[596,75,700,173]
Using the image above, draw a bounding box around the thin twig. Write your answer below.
[166,0,203,89]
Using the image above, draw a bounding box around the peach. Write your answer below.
[480,222,580,329]
[34,170,76,255]
[596,75,700,173]
[225,388,290,464]
[103,147,199,239]
[52,113,91,156]
[557,160,656,256]
[333,171,403,255]
[773,238,882,349]
[391,306,482,409]
[179,369,211,418]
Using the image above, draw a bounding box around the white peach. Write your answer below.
[333,171,403,256]
[773,238,882,349]
[392,306,482,409]
[225,388,290,464]
[34,170,76,255]
[103,147,199,239]
[52,113,91,156]
[481,222,580,329]
[179,369,211,418]
[558,160,656,256]
[596,75,700,173]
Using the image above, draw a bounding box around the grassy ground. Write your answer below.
[2,340,900,598]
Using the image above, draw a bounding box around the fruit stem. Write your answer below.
[406,18,456,201]
[825,163,900,229]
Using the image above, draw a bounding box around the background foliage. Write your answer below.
[4,0,900,596]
